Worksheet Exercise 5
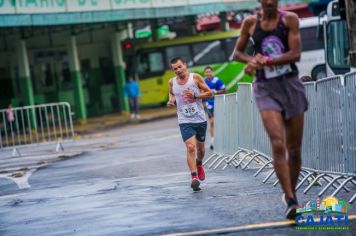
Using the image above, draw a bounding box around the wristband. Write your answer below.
[194,93,199,99]
[265,57,274,66]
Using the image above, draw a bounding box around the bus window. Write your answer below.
[165,45,193,66]
[300,26,324,51]
[192,40,225,65]
[225,37,237,60]
[326,20,349,69]
[137,51,165,78]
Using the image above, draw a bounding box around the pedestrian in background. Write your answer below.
[167,57,213,191]
[125,76,141,119]
[234,0,308,219]
[203,66,226,150]
[6,104,14,123]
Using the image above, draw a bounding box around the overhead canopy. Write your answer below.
[0,0,312,27]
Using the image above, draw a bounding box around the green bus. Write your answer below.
[124,30,253,106]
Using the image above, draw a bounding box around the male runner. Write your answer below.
[234,0,308,219]
[204,66,226,150]
[167,57,213,191]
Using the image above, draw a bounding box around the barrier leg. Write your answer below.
[295,172,314,190]
[224,149,245,166]
[254,160,273,177]
[263,169,275,183]
[208,154,224,169]
[235,152,253,168]
[349,193,356,204]
[214,156,231,169]
[242,153,261,169]
[330,177,354,197]
[318,175,344,197]
[303,173,326,194]
[12,148,21,157]
[203,153,218,166]
[56,142,64,152]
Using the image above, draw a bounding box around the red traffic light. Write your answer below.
[123,42,133,49]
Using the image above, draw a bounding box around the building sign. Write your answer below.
[0,0,256,14]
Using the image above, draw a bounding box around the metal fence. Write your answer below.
[0,102,74,155]
[205,72,356,204]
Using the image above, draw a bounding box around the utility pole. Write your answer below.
[345,0,356,70]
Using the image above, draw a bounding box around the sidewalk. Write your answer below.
[74,107,177,136]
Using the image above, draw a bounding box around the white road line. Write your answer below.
[214,63,228,75]
[226,69,246,91]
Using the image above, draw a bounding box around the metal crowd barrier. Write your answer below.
[0,102,74,156]
[205,72,356,204]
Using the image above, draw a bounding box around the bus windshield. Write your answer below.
[326,20,349,70]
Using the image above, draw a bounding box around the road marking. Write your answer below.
[226,70,246,91]
[214,63,228,75]
[0,163,48,190]
[0,192,27,200]
[163,215,356,236]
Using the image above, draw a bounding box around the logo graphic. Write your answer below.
[261,35,285,57]
[295,196,351,231]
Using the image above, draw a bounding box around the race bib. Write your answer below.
[264,64,292,79]
[182,103,198,117]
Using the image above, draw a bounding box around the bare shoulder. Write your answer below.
[193,73,204,82]
[244,15,257,25]
[242,15,257,30]
[240,15,257,36]
[283,12,299,29]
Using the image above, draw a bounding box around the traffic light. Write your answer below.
[123,41,133,50]
[121,39,135,56]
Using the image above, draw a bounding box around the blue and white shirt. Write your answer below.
[204,77,225,110]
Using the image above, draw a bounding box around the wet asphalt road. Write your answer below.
[0,117,355,236]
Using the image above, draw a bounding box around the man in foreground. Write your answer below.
[234,0,308,219]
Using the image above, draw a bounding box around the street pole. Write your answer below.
[345,0,356,71]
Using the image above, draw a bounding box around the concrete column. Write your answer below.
[67,35,87,122]
[17,39,34,107]
[111,31,129,113]
[150,19,158,42]
[219,12,229,31]
[186,15,197,36]
[16,39,36,128]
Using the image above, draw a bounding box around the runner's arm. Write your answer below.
[194,74,213,99]
[234,16,264,75]
[234,16,257,64]
[167,79,176,108]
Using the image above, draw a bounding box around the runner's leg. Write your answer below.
[260,110,294,200]
[196,140,205,163]
[285,114,304,198]
[185,136,197,174]
[196,139,206,181]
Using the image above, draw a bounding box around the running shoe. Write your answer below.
[197,164,205,181]
[285,198,299,220]
[191,177,201,191]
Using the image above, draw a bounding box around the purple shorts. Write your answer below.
[253,75,308,120]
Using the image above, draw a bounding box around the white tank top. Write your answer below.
[172,73,206,124]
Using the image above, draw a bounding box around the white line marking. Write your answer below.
[226,69,246,90]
